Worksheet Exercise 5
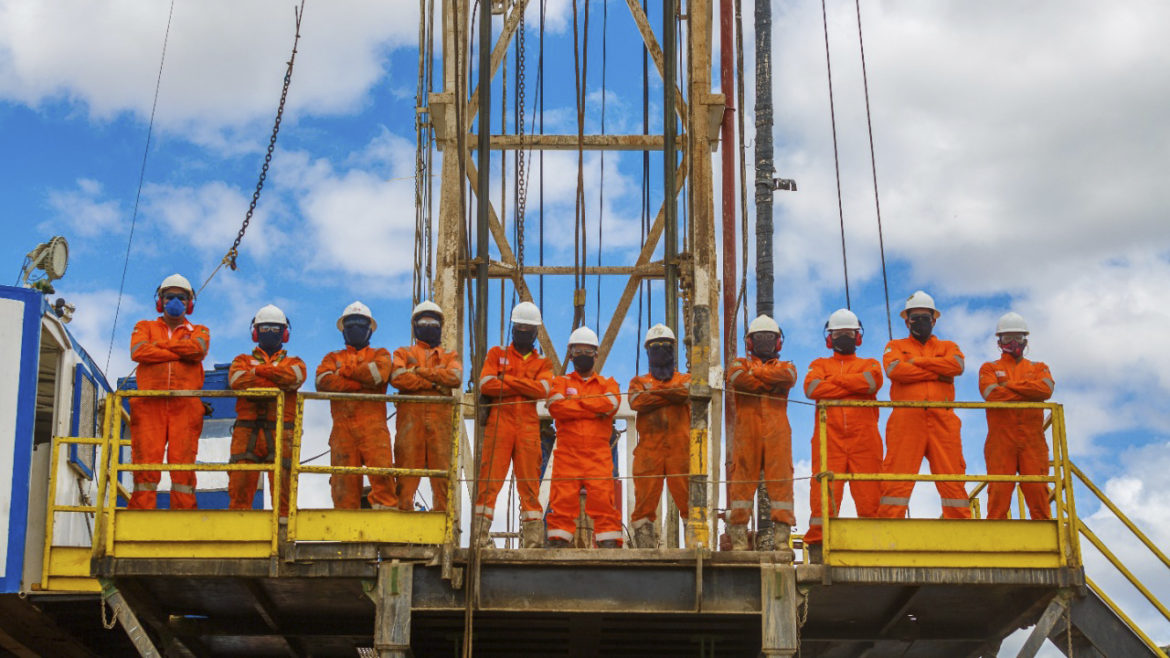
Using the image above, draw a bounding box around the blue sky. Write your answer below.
[2,1,1169,647]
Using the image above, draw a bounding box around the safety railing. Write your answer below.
[88,388,461,565]
[1069,462,1170,657]
[814,400,1080,570]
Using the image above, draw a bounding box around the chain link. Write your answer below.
[514,9,527,272]
[225,2,304,272]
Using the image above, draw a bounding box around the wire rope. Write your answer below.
[820,0,851,309]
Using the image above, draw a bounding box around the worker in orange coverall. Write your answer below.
[128,274,209,510]
[315,301,398,510]
[878,290,971,519]
[473,301,554,548]
[802,309,883,563]
[726,314,797,551]
[627,323,691,549]
[979,312,1055,520]
[545,327,623,548]
[227,305,306,516]
[392,301,462,512]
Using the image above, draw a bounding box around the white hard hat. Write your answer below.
[157,273,195,298]
[411,300,444,320]
[826,308,861,331]
[510,301,543,326]
[900,290,939,319]
[253,304,288,326]
[337,301,377,331]
[996,311,1029,335]
[644,323,676,345]
[747,314,781,335]
[567,326,600,348]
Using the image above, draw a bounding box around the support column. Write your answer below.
[760,564,799,657]
[374,561,413,658]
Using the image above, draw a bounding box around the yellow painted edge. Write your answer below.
[114,510,272,542]
[828,551,1065,569]
[830,519,1060,553]
[295,509,446,544]
[112,542,273,559]
[43,577,101,593]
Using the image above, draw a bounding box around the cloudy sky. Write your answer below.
[2,0,1168,649]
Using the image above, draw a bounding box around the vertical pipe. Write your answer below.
[664,0,678,337]
[718,0,736,549]
[754,0,774,319]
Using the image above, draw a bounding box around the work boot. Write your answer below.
[806,542,823,565]
[633,522,658,549]
[728,524,750,551]
[521,520,545,549]
[773,523,792,549]
[474,520,494,548]
[546,537,570,549]
[597,539,621,549]
[755,525,775,552]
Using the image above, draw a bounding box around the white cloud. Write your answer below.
[141,180,283,259]
[0,1,420,144]
[43,179,123,239]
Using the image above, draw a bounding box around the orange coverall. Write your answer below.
[878,336,971,519]
[726,356,797,527]
[627,371,691,528]
[315,346,398,509]
[474,345,553,523]
[227,348,306,515]
[979,355,1055,519]
[391,341,462,512]
[128,317,210,509]
[546,371,623,544]
[803,353,883,544]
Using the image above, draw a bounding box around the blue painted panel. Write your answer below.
[0,286,42,592]
[68,363,99,478]
[116,489,261,510]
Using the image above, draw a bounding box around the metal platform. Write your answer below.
[90,545,1084,657]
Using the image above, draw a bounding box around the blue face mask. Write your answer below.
[164,297,186,318]
[343,318,372,349]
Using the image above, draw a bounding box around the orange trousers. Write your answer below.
[330,422,397,510]
[546,441,622,544]
[128,397,203,509]
[474,416,543,522]
[877,409,971,519]
[804,431,881,544]
[227,422,293,515]
[728,427,795,527]
[985,433,1051,519]
[395,403,452,512]
[631,433,689,525]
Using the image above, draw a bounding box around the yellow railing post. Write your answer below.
[91,394,116,557]
[104,392,125,556]
[1054,405,1080,565]
[287,397,304,547]
[270,391,285,558]
[40,436,63,588]
[818,405,830,564]
[444,398,461,549]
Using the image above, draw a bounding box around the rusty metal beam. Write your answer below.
[478,262,667,278]
[624,0,687,124]
[482,134,667,151]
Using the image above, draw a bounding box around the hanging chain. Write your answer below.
[223,1,305,273]
[514,9,527,272]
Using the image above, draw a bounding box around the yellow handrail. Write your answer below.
[1078,521,1170,623]
[1085,577,1170,658]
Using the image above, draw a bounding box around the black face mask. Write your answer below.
[512,326,537,353]
[908,316,934,342]
[646,343,675,380]
[571,354,595,373]
[831,333,857,355]
[343,319,372,349]
[750,332,780,361]
[415,322,442,347]
[257,330,284,356]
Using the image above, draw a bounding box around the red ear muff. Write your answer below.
[855,333,863,347]
[281,326,290,342]
[251,326,259,342]
[186,298,195,314]
[156,297,164,313]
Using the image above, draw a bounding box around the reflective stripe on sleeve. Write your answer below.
[982,383,1000,399]
[390,368,410,380]
[540,380,551,395]
[479,375,496,387]
[547,393,565,403]
[131,341,147,355]
[804,379,822,397]
[880,496,909,506]
[953,355,965,372]
[368,362,383,385]
[604,393,619,409]
[885,360,900,377]
[290,365,305,384]
[1042,378,1055,391]
[941,497,969,508]
[728,368,745,384]
[627,388,643,402]
[862,370,877,394]
[316,371,334,387]
[230,370,247,385]
[194,337,208,352]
